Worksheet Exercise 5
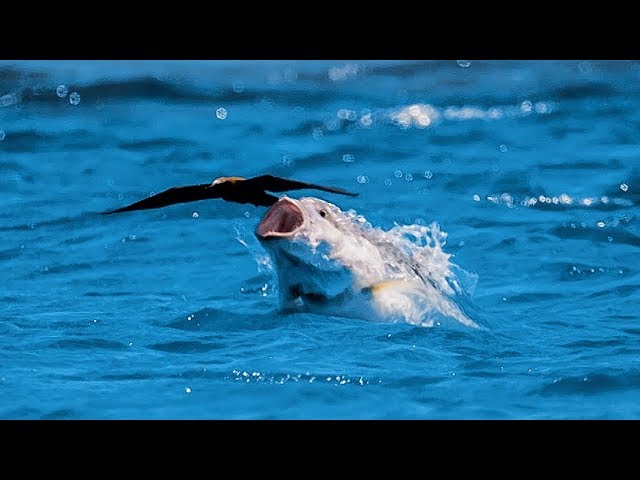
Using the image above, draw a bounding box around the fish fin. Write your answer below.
[362,280,411,295]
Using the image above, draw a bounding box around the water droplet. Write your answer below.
[312,128,323,139]
[423,170,433,180]
[387,333,391,338]
[456,60,471,68]
[216,107,227,120]
[244,211,251,218]
[69,92,81,105]
[384,178,392,187]
[499,144,508,153]
[491,164,499,172]
[192,212,199,218]
[472,194,481,202]
[281,154,294,166]
[501,193,514,205]
[128,342,133,347]
[185,387,192,394]
[359,113,373,127]
[56,85,68,98]
[394,169,403,179]
[559,193,572,205]
[583,377,588,382]
[520,100,533,113]
[404,173,413,181]
[596,221,605,228]
[0,94,16,107]
[620,183,629,192]
[535,102,550,114]
[0,130,5,141]
[451,372,456,376]
[356,175,369,184]
[342,154,355,163]
[607,236,613,242]
[502,297,507,302]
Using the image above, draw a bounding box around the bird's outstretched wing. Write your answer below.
[245,175,359,197]
[103,184,214,214]
[103,174,358,214]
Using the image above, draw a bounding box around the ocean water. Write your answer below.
[1,60,639,419]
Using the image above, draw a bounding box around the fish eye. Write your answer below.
[319,210,327,218]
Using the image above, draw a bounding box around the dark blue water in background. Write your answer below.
[1,60,639,419]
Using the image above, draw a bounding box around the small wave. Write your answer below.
[550,223,640,247]
[0,128,104,153]
[148,340,224,353]
[118,137,197,152]
[51,338,128,350]
[537,371,640,396]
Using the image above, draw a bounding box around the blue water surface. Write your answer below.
[1,60,639,419]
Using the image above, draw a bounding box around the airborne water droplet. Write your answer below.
[216,107,228,120]
[69,92,81,105]
[56,85,68,98]
[457,60,471,68]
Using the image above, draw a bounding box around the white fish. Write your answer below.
[256,196,479,328]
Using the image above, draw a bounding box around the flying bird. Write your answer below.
[103,174,358,214]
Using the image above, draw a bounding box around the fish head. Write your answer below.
[256,196,358,304]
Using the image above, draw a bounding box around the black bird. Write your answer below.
[103,174,358,214]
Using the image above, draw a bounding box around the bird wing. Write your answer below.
[103,174,358,214]
[102,183,215,214]
[244,175,359,197]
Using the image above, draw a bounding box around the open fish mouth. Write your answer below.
[256,197,305,239]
